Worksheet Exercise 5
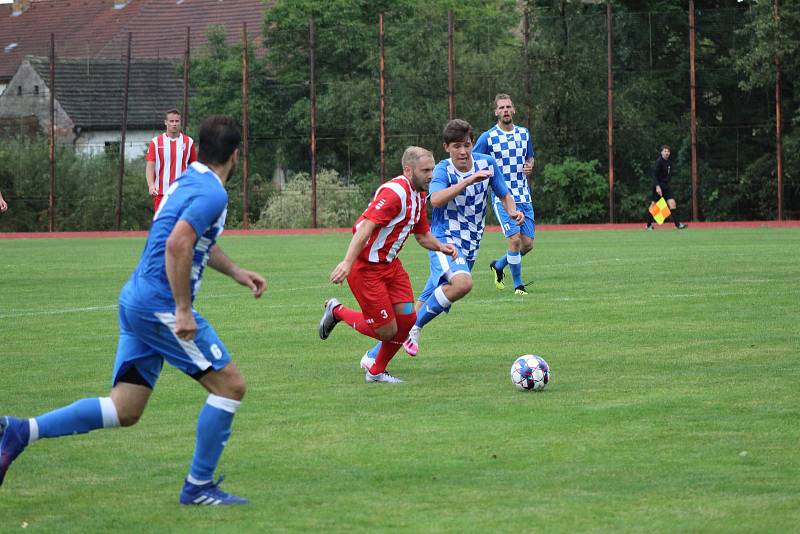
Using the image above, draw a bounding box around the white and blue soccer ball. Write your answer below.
[510,355,550,391]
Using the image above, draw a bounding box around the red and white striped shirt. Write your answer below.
[355,175,430,263]
[145,133,197,196]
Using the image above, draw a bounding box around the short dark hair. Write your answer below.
[164,109,181,118]
[197,115,241,165]
[660,144,671,151]
[442,119,473,144]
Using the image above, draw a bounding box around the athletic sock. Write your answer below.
[33,397,120,441]
[415,286,452,329]
[646,210,655,227]
[494,254,509,271]
[333,304,381,340]
[369,312,416,375]
[189,394,240,482]
[507,251,523,288]
[672,212,682,226]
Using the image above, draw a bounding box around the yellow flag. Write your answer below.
[649,197,671,225]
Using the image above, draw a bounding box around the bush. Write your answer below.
[255,168,365,228]
[535,158,608,224]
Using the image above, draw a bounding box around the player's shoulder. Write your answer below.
[182,133,196,143]
[515,125,530,135]
[472,152,495,164]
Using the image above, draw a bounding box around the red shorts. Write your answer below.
[346,258,414,328]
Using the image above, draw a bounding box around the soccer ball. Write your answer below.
[510,355,550,391]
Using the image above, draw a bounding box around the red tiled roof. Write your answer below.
[0,0,265,82]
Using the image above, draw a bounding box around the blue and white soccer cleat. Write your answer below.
[179,476,250,505]
[0,416,30,487]
[319,298,341,340]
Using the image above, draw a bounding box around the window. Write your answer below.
[17,86,22,96]
[34,85,39,95]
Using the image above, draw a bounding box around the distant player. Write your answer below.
[1,116,266,506]
[474,93,536,295]
[365,119,523,361]
[645,145,687,230]
[319,147,456,383]
[146,109,197,212]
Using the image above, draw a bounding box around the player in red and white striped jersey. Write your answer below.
[145,109,197,212]
[319,147,457,383]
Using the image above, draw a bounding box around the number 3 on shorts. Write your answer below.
[380,309,389,319]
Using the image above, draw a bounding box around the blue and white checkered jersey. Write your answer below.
[119,161,228,311]
[473,125,534,205]
[429,153,510,262]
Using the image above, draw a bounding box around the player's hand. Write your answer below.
[468,169,493,185]
[149,184,158,196]
[439,243,458,259]
[0,199,7,212]
[330,261,352,285]
[174,308,197,341]
[234,268,267,299]
[656,185,662,197]
[522,162,534,177]
[510,210,524,224]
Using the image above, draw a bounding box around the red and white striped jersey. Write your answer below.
[355,175,430,263]
[145,133,197,196]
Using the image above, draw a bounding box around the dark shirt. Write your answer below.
[653,156,672,186]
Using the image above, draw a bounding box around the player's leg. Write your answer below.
[510,204,536,295]
[1,304,158,487]
[646,188,659,230]
[489,199,518,290]
[666,196,687,229]
[142,309,249,505]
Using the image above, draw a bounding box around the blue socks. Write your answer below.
[32,397,119,441]
[416,286,452,329]
[507,251,523,287]
[188,394,240,484]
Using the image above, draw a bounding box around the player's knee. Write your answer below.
[450,276,473,298]
[117,406,144,427]
[521,240,534,255]
[375,322,398,342]
[225,375,247,401]
[507,233,522,250]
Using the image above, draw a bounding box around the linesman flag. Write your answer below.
[649,197,671,225]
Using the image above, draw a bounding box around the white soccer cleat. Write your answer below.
[402,325,421,357]
[360,352,375,371]
[319,298,341,340]
[365,370,403,383]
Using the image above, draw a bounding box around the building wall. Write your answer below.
[74,129,155,160]
[0,59,75,141]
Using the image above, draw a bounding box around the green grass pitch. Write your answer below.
[1,227,799,531]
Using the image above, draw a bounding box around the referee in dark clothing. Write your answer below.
[646,145,687,230]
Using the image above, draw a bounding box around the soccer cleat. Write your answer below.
[645,225,654,231]
[179,476,250,506]
[365,370,403,383]
[676,223,688,229]
[402,325,421,357]
[360,352,375,371]
[319,298,341,340]
[514,285,528,296]
[0,416,30,487]
[489,261,505,290]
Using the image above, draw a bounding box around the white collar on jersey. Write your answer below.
[189,161,222,185]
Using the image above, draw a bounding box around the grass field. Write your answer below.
[1,227,799,532]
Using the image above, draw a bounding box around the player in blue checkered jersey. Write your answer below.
[363,119,523,361]
[473,93,536,295]
[1,116,266,505]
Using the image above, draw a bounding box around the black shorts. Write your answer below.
[652,183,674,202]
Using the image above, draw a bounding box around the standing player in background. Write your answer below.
[474,93,536,296]
[1,116,266,506]
[319,147,456,383]
[646,145,687,230]
[146,109,197,212]
[364,119,523,362]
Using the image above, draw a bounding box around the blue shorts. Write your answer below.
[493,200,535,239]
[112,302,232,389]
[417,249,475,303]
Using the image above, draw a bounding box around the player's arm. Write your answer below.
[330,219,377,284]
[414,232,457,258]
[490,160,523,224]
[523,135,535,177]
[0,190,7,212]
[145,142,158,196]
[429,169,493,208]
[501,193,523,224]
[165,220,199,340]
[208,245,266,299]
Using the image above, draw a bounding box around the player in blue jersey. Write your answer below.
[473,93,536,296]
[0,116,266,506]
[363,119,523,364]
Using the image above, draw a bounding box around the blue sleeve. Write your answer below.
[527,133,535,159]
[429,163,450,195]
[490,157,509,198]
[180,188,227,237]
[473,131,490,156]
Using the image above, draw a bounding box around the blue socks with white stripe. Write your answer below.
[506,250,523,287]
[30,397,120,442]
[187,394,240,484]
[416,286,452,328]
